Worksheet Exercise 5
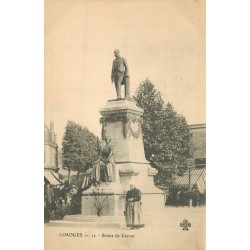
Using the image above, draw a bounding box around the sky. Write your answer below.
[45,0,206,147]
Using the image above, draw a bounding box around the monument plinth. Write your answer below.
[80,99,163,220]
[98,99,164,214]
[100,99,146,164]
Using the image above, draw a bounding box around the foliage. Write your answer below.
[133,79,191,186]
[62,121,98,185]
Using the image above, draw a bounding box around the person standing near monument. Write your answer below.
[69,185,84,215]
[111,49,130,99]
[58,183,67,203]
[44,183,54,222]
[125,183,144,229]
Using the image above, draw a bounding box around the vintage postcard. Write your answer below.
[44,0,206,249]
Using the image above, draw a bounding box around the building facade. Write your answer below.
[44,121,60,185]
[190,124,206,168]
[44,121,58,171]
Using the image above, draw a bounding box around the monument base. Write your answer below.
[49,215,125,228]
[81,181,124,216]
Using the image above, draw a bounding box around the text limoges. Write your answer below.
[59,233,83,237]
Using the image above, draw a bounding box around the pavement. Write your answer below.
[44,206,206,250]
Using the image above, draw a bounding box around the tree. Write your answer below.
[62,121,98,186]
[133,79,191,186]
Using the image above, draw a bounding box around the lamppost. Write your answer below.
[186,125,195,207]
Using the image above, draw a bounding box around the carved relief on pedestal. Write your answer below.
[99,112,143,140]
[124,115,142,139]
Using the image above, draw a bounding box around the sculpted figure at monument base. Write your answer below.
[89,137,114,186]
[101,136,115,182]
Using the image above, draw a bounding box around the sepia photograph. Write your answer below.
[44,0,206,249]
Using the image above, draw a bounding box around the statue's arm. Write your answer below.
[108,146,114,160]
[123,58,129,77]
[111,62,114,82]
[132,190,141,202]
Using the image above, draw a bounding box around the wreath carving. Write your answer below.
[99,114,142,140]
[125,116,142,139]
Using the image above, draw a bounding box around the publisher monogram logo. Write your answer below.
[180,219,191,231]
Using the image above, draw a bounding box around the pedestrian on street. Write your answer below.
[70,185,84,215]
[176,190,181,207]
[192,188,200,207]
[52,184,60,202]
[59,183,67,203]
[45,184,54,210]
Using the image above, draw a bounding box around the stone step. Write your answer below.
[48,214,153,228]
[49,219,125,228]
[63,215,125,222]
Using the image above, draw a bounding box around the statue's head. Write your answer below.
[114,49,120,58]
[105,136,111,144]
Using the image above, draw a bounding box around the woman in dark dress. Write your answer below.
[125,183,144,229]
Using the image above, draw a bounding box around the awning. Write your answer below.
[51,171,60,180]
[44,171,61,185]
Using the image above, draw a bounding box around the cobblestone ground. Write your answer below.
[44,206,205,250]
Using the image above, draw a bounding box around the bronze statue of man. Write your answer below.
[111,49,130,99]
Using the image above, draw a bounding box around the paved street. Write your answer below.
[45,206,205,250]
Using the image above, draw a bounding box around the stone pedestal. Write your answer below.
[100,99,146,163]
[81,181,124,217]
[98,99,164,215]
